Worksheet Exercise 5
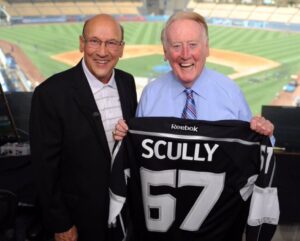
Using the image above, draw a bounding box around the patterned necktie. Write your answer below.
[182,88,197,119]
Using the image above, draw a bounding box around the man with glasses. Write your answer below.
[30,14,137,241]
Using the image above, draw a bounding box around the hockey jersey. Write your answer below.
[109,117,279,241]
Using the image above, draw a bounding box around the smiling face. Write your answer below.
[79,14,124,83]
[163,19,209,87]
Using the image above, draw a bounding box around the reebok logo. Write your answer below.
[171,124,198,132]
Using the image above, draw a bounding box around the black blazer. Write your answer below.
[29,61,137,241]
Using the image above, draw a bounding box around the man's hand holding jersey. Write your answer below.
[113,116,275,141]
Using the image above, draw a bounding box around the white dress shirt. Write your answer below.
[82,60,123,153]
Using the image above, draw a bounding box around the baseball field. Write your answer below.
[1,21,300,114]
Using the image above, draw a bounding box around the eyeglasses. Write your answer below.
[83,37,124,51]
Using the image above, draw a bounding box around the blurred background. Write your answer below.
[0,0,300,240]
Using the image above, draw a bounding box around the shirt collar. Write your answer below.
[82,59,117,95]
[171,72,186,98]
[191,67,209,99]
[171,67,209,100]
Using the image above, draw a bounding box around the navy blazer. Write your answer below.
[29,60,137,241]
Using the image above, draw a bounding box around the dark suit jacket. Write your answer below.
[29,61,137,241]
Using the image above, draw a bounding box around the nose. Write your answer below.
[96,42,108,56]
[181,43,190,59]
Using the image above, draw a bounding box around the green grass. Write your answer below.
[118,54,166,78]
[117,54,235,78]
[1,22,300,114]
[0,23,82,77]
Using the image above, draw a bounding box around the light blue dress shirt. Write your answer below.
[136,67,252,121]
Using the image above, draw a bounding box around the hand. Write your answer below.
[250,116,274,137]
[113,119,129,141]
[54,226,78,241]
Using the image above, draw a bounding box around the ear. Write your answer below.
[119,42,125,58]
[163,55,168,62]
[163,45,168,62]
[79,36,84,53]
[205,39,210,57]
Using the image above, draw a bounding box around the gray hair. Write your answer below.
[161,11,208,47]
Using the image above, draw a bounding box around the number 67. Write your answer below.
[140,168,225,232]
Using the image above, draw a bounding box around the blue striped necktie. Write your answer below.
[182,88,197,119]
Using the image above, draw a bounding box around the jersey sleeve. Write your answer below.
[246,138,279,241]
[108,140,129,241]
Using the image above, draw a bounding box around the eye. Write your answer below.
[171,43,182,51]
[107,40,118,46]
[89,39,99,45]
[189,42,199,49]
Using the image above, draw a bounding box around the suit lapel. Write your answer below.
[71,61,111,159]
[115,70,130,121]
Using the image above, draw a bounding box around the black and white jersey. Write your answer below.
[109,117,279,241]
